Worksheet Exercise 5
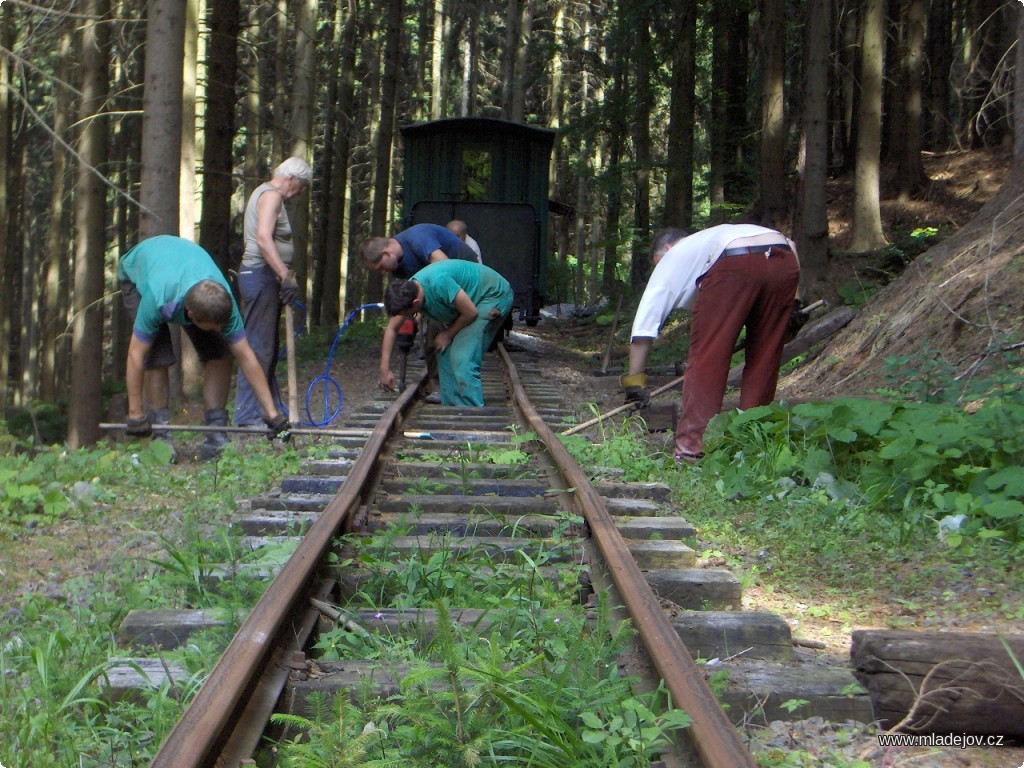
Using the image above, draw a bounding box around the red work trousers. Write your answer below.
[675,246,800,457]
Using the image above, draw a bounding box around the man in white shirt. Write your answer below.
[446,219,483,263]
[622,224,800,463]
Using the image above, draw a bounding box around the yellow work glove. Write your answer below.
[619,373,650,408]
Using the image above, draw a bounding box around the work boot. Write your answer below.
[149,408,178,464]
[198,408,230,461]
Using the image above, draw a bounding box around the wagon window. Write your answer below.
[461,147,491,201]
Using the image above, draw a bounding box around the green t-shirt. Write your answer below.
[118,235,244,344]
[413,260,512,324]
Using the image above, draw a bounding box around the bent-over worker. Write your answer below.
[383,260,512,407]
[118,235,291,460]
[622,224,800,464]
[361,222,479,394]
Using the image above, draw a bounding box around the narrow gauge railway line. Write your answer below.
[138,345,755,768]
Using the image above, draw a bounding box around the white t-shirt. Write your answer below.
[465,234,483,263]
[630,224,796,339]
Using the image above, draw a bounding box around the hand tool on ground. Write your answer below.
[561,374,686,436]
[395,316,418,391]
[562,298,826,437]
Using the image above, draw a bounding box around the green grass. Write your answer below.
[273,523,692,767]
[0,434,299,768]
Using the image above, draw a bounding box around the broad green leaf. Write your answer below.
[982,499,1024,520]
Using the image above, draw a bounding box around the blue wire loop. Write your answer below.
[278,302,385,428]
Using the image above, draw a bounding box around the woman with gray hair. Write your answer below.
[233,156,312,427]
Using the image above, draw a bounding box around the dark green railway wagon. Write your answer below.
[399,117,555,325]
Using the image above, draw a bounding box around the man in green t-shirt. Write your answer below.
[383,260,512,407]
[117,235,290,460]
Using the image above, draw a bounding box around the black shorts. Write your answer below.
[121,280,231,369]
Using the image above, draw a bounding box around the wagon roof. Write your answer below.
[399,117,555,145]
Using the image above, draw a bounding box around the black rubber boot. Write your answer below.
[149,408,178,464]
[198,408,230,461]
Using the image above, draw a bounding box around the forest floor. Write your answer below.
[2,145,1021,766]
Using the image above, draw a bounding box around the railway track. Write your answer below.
[116,344,762,767]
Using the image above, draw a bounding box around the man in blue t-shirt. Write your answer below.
[360,222,478,279]
[117,235,290,460]
[383,260,512,407]
[360,223,479,394]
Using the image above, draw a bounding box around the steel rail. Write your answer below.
[499,344,757,768]
[149,372,426,768]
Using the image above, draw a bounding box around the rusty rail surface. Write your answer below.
[500,345,756,768]
[150,347,755,767]
[149,374,425,768]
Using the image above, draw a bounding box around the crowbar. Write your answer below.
[99,423,370,438]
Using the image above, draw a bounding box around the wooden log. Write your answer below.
[851,629,1024,736]
[728,306,856,387]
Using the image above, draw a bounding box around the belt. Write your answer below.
[722,243,791,257]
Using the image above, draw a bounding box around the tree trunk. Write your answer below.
[629,0,652,290]
[109,9,146,387]
[179,0,203,400]
[199,0,241,274]
[139,0,185,238]
[924,0,952,150]
[243,4,263,201]
[366,0,402,303]
[41,26,74,403]
[549,2,571,302]
[848,0,888,253]
[68,0,111,448]
[319,0,358,326]
[181,0,201,239]
[290,0,317,293]
[795,0,830,288]
[663,1,696,228]
[601,58,625,294]
[896,0,926,201]
[510,0,533,122]
[709,0,727,220]
[758,0,787,229]
[500,0,519,120]
[431,0,444,119]
[574,7,593,304]
[1016,7,1024,169]
[0,6,10,416]
[272,0,289,162]
[138,0,186,404]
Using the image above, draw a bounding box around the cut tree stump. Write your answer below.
[851,629,1024,736]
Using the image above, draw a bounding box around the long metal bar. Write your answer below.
[500,344,757,768]
[149,371,425,768]
[99,422,371,437]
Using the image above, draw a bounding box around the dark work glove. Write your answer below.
[784,298,809,343]
[619,373,651,409]
[126,415,153,439]
[279,272,299,305]
[264,413,292,442]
